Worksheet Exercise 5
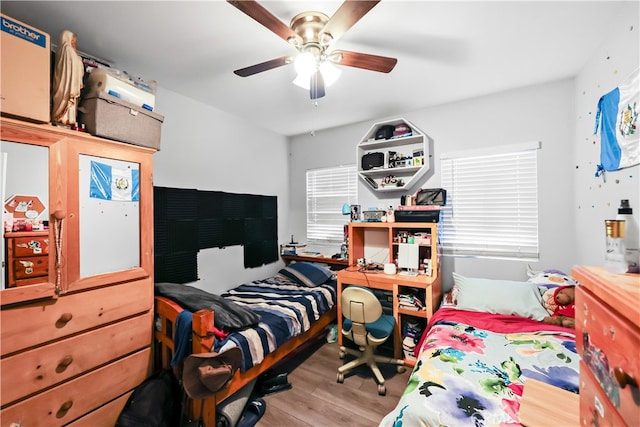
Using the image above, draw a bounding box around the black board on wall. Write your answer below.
[154,186,278,283]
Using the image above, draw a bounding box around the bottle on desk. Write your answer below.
[616,199,639,273]
[604,219,627,274]
[604,200,640,274]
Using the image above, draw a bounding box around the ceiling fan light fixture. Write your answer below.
[320,32,333,46]
[319,61,341,86]
[294,51,317,76]
[293,60,341,90]
[292,73,311,89]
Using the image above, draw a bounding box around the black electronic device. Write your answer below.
[361,152,384,170]
[415,188,447,206]
[364,175,378,188]
[375,124,395,140]
[394,209,441,223]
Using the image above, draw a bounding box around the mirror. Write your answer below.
[0,141,50,291]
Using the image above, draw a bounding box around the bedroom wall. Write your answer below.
[573,4,640,268]
[288,2,639,290]
[149,1,638,296]
[289,80,577,289]
[152,89,290,294]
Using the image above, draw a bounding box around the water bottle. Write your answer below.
[604,219,627,274]
[616,199,640,273]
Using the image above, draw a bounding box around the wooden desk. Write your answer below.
[336,266,442,366]
[519,379,579,426]
[281,254,349,270]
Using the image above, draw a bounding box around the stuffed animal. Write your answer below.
[527,267,578,329]
[527,266,578,287]
[541,285,576,328]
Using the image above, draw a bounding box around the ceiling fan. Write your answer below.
[227,0,397,100]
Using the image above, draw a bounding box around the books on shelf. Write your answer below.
[397,294,425,310]
[280,243,306,255]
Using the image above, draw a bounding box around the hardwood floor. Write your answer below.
[254,339,411,426]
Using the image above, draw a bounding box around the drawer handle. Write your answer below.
[613,367,638,389]
[56,312,73,327]
[56,355,73,372]
[56,400,73,418]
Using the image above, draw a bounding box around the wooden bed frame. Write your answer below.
[154,295,337,426]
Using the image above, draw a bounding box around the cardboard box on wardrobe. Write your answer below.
[0,14,51,123]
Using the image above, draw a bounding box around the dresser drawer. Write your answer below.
[0,277,152,356]
[12,255,48,279]
[12,235,50,256]
[576,287,640,426]
[13,275,49,288]
[66,391,132,427]
[1,312,152,406]
[0,348,150,427]
[579,362,627,426]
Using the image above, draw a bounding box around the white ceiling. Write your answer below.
[1,1,628,136]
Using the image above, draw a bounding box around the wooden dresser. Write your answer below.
[0,118,156,426]
[573,265,640,426]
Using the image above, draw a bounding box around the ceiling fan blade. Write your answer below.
[233,56,292,77]
[331,50,397,73]
[321,0,380,44]
[227,0,302,45]
[310,70,326,99]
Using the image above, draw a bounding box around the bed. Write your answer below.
[380,269,580,426]
[154,262,337,426]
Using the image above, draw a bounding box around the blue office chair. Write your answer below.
[337,286,405,395]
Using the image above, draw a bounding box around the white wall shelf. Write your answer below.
[357,118,430,192]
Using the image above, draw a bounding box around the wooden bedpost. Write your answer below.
[191,309,216,353]
[189,309,217,425]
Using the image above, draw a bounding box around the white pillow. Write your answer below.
[452,272,549,320]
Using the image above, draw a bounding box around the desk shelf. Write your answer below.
[337,221,441,366]
[397,307,428,318]
[281,254,348,271]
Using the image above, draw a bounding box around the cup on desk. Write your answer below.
[384,263,397,275]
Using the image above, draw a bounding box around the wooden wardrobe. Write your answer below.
[0,117,155,426]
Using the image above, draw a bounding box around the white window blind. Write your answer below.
[440,142,540,260]
[306,164,357,243]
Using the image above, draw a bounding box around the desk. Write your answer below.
[336,266,442,366]
[281,254,349,270]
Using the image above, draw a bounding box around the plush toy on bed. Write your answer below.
[527,267,578,328]
[540,285,576,328]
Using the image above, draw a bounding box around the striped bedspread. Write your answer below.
[214,273,336,372]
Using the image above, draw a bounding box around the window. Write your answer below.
[440,141,540,261]
[306,164,357,243]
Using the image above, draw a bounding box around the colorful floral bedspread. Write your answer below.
[380,308,579,427]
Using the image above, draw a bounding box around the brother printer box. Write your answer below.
[0,14,51,123]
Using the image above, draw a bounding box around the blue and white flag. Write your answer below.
[90,160,139,201]
[594,68,639,176]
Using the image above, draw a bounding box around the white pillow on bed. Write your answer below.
[452,272,549,320]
